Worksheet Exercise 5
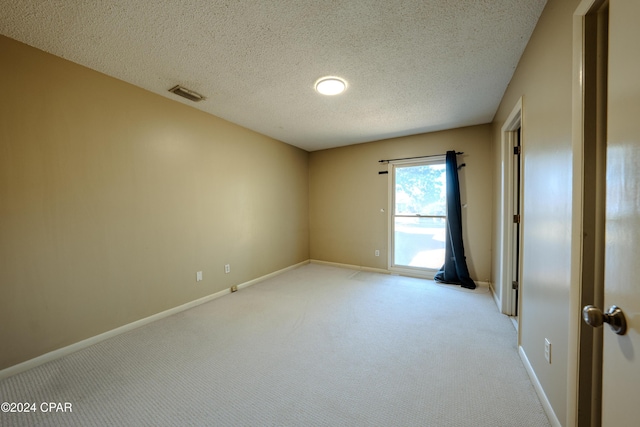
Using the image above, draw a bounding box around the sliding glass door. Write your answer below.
[390,159,447,275]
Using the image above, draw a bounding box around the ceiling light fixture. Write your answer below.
[315,76,347,96]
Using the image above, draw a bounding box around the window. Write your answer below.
[391,158,447,274]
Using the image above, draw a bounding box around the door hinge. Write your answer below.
[514,146,521,155]
[513,214,521,224]
[512,281,519,290]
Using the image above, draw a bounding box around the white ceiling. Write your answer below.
[1,1,546,152]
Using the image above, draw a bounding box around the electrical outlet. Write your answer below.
[375,250,380,257]
[230,285,238,293]
[544,338,551,364]
[196,271,203,282]
[224,264,230,274]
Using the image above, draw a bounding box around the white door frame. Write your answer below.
[497,97,523,317]
[568,0,608,425]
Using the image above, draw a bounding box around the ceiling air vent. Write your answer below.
[168,85,205,102]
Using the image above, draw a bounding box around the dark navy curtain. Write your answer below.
[434,151,476,289]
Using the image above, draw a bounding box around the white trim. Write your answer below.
[568,5,588,424]
[388,265,436,280]
[310,259,490,289]
[498,97,523,316]
[0,260,310,380]
[568,1,606,425]
[309,260,439,281]
[519,346,562,427]
[310,259,390,275]
[387,162,394,270]
[386,155,446,166]
[236,260,310,289]
[510,317,518,332]
[489,282,501,309]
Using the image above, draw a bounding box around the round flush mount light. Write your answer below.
[314,76,347,95]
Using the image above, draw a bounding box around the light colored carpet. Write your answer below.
[0,264,550,426]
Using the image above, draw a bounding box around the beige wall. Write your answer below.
[0,36,309,370]
[309,125,493,282]
[2,3,605,422]
[491,0,580,424]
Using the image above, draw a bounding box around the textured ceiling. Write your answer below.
[1,1,546,151]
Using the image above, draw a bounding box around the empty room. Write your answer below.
[1,1,639,426]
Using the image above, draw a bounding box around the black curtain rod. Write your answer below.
[378,151,463,163]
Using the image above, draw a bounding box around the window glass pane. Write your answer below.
[394,217,446,269]
[394,164,446,216]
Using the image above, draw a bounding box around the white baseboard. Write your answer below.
[489,282,502,309]
[309,260,490,289]
[0,260,310,381]
[237,260,309,289]
[518,346,562,427]
[309,259,390,275]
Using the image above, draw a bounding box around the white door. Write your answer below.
[601,1,640,424]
